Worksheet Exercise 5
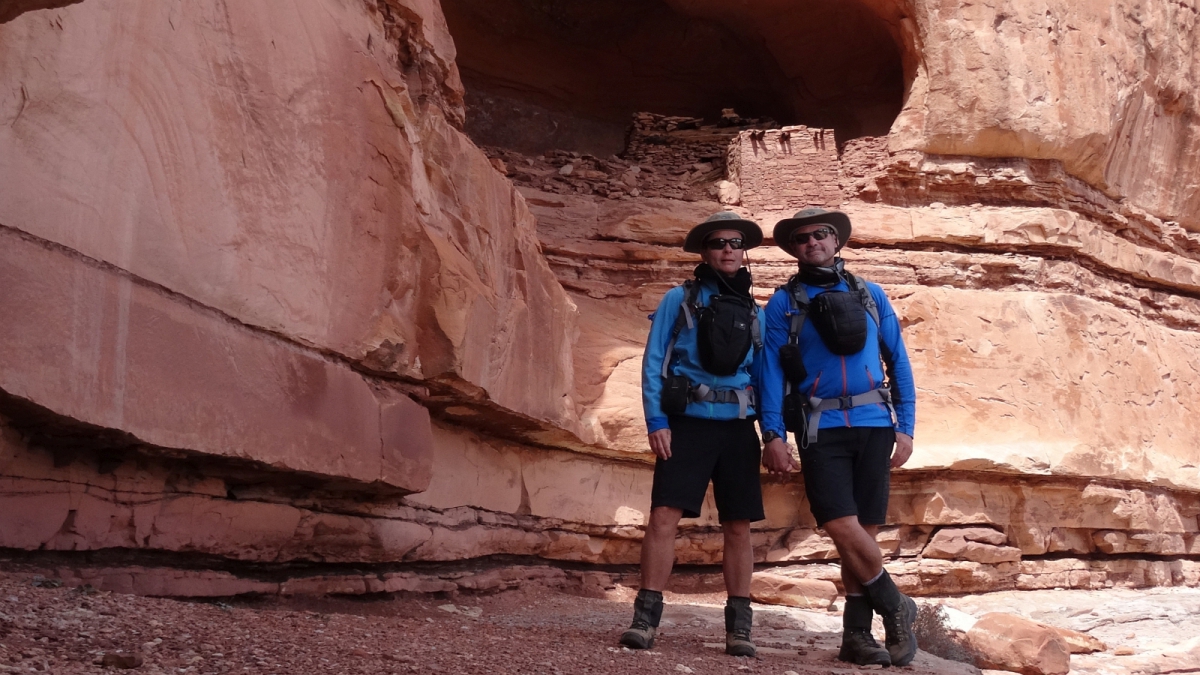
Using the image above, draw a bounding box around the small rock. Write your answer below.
[675,665,693,673]
[99,652,144,669]
[558,164,574,176]
[1112,646,1135,656]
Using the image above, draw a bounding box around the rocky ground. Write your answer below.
[1,569,1196,675]
[937,588,1200,675]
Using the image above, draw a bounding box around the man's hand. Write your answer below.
[891,432,914,468]
[762,438,800,474]
[648,429,672,460]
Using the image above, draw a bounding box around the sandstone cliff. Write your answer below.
[2,0,1198,597]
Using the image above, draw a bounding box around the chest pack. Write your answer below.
[660,280,761,418]
[779,270,895,446]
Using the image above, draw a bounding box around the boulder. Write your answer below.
[965,613,1071,675]
[749,573,838,609]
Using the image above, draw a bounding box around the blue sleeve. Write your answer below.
[758,291,791,441]
[642,286,685,433]
[872,285,916,437]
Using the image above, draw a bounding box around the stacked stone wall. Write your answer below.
[726,126,843,213]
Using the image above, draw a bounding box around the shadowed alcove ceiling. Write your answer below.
[442,0,908,155]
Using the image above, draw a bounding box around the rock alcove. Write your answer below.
[442,0,908,155]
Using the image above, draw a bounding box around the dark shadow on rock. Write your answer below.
[1,0,86,24]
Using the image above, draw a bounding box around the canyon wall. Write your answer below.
[2,0,1199,597]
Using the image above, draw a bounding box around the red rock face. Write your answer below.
[2,0,1200,597]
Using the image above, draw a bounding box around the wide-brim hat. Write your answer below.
[773,208,852,257]
[683,211,763,253]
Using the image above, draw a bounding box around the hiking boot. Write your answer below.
[619,589,663,650]
[839,594,890,666]
[863,571,918,667]
[619,621,656,650]
[838,629,892,666]
[724,596,756,657]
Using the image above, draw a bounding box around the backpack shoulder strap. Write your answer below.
[663,280,702,378]
[844,273,881,327]
[669,280,701,337]
[844,272,897,384]
[750,303,763,351]
[784,276,811,345]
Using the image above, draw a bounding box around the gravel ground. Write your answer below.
[0,571,976,675]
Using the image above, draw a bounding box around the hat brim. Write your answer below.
[772,212,852,257]
[683,219,764,253]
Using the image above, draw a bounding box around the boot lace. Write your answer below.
[882,606,913,646]
[847,629,882,647]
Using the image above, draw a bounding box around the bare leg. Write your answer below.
[640,506,684,590]
[721,520,753,597]
[824,516,882,594]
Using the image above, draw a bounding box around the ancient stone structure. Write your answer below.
[725,126,843,211]
[2,0,1199,600]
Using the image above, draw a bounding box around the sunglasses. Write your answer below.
[791,228,835,245]
[704,237,745,250]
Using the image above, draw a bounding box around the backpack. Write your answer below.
[659,280,762,418]
[779,270,896,445]
[780,271,891,372]
[674,280,761,376]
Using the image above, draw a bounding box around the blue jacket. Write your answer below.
[642,280,765,433]
[759,277,916,440]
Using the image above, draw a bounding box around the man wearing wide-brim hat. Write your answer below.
[623,211,766,657]
[758,208,920,667]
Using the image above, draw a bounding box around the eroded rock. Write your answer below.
[965,613,1071,675]
[749,573,838,610]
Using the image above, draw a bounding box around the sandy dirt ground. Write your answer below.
[1,569,1196,675]
[0,571,978,675]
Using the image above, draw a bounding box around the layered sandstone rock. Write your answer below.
[2,0,1199,599]
[0,0,579,489]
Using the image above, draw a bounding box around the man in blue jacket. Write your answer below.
[622,211,766,657]
[759,208,919,667]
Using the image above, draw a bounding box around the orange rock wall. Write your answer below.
[2,0,1199,597]
[894,0,1200,230]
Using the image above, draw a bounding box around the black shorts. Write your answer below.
[799,426,895,527]
[650,415,765,522]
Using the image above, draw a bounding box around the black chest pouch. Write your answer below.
[810,291,869,355]
[696,295,755,376]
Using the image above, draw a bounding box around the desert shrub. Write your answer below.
[912,603,976,665]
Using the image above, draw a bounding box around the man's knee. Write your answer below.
[822,514,866,542]
[721,519,751,541]
[647,506,683,536]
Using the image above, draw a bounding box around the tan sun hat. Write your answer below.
[772,208,852,257]
[683,211,764,253]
